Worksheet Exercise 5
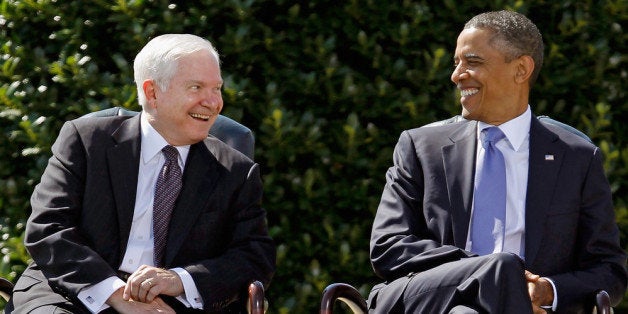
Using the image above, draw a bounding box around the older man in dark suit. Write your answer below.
[367,11,626,314]
[6,34,275,313]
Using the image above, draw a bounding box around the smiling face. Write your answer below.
[143,50,223,146]
[451,27,531,125]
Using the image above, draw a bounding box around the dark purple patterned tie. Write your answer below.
[153,145,183,267]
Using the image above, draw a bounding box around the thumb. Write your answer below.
[525,270,540,282]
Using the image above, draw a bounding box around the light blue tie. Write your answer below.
[471,127,507,255]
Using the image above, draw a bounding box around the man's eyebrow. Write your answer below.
[185,79,203,85]
[453,53,484,62]
[463,53,484,60]
[185,79,223,86]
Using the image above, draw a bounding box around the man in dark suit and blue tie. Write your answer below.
[367,10,626,313]
[6,34,276,313]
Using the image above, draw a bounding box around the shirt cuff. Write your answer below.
[172,267,204,309]
[77,276,126,313]
[540,277,558,311]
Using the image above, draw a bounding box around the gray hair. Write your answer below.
[133,34,220,107]
[464,10,544,87]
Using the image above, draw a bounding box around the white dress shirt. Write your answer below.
[464,106,558,310]
[77,113,203,312]
[465,106,530,257]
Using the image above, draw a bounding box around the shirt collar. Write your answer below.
[140,113,191,165]
[477,105,531,152]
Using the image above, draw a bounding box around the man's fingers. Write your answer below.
[123,268,142,300]
[123,283,131,300]
[120,266,183,303]
[125,276,148,301]
[141,278,162,302]
[525,270,540,282]
[125,276,165,303]
[140,279,153,300]
[531,304,546,314]
[527,282,537,302]
[122,265,154,302]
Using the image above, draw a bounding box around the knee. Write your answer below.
[489,252,525,276]
[491,252,523,264]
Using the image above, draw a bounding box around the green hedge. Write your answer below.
[1,0,626,312]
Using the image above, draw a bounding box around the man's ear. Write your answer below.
[142,80,157,108]
[515,55,534,84]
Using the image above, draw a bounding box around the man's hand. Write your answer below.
[525,270,554,314]
[123,265,185,303]
[107,287,175,314]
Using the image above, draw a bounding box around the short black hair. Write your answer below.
[465,10,544,87]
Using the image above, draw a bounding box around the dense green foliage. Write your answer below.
[0,0,626,312]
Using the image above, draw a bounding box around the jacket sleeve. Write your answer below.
[548,148,627,310]
[26,121,120,298]
[183,162,276,311]
[370,131,474,281]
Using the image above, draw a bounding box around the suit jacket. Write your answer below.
[370,116,627,312]
[9,114,276,313]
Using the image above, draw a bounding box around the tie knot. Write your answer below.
[481,127,505,149]
[161,145,179,162]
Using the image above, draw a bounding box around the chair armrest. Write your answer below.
[0,277,14,302]
[320,283,368,314]
[595,290,611,314]
[248,280,265,314]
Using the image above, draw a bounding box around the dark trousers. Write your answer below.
[368,253,533,314]
[5,268,246,313]
[6,298,246,314]
[6,288,244,314]
[6,299,245,314]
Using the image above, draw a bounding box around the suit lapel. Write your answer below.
[107,115,141,258]
[164,140,222,266]
[524,118,564,265]
[442,121,478,248]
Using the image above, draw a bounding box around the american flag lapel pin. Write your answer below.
[545,154,554,161]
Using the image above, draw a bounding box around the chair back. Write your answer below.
[424,114,592,143]
[81,107,255,159]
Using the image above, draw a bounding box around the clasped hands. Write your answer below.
[526,270,554,314]
[107,265,184,313]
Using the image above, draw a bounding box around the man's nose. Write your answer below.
[204,91,222,108]
[451,65,468,84]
